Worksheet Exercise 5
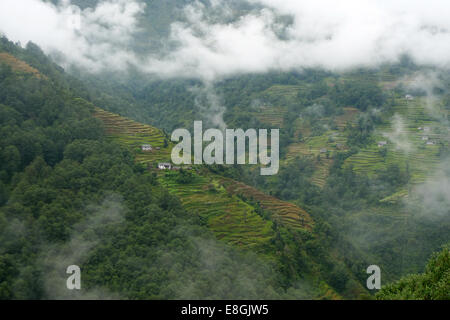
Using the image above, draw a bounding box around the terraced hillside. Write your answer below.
[335,107,360,129]
[219,178,314,231]
[253,105,287,127]
[284,85,448,190]
[160,172,274,250]
[261,84,306,102]
[0,52,46,79]
[93,107,172,163]
[344,95,447,184]
[250,83,360,188]
[286,111,355,187]
[250,84,309,128]
[94,107,315,245]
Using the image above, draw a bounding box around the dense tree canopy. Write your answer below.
[377,246,449,300]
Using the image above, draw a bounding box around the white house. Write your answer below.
[320,148,327,153]
[426,141,435,145]
[405,94,414,100]
[158,162,172,170]
[141,144,153,152]
[378,141,387,147]
[422,136,429,141]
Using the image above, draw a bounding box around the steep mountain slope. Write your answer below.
[2,31,447,299]
[93,107,314,234]
[1,39,368,299]
[0,52,45,79]
[76,49,449,289]
[92,105,363,299]
[377,246,449,300]
[253,71,450,283]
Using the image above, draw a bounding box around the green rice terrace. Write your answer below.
[344,95,448,184]
[252,105,287,127]
[219,177,314,231]
[94,107,315,251]
[94,107,172,163]
[159,171,274,250]
[285,108,358,187]
[250,84,360,188]
[282,89,448,191]
[250,84,309,127]
[261,84,307,103]
[157,171,313,249]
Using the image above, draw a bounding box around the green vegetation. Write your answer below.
[220,177,313,231]
[377,246,449,300]
[0,39,366,299]
[213,68,449,289]
[160,172,274,250]
[344,95,446,184]
[92,101,360,299]
[1,34,448,300]
[93,108,172,164]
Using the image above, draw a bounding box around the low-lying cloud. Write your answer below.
[383,114,413,154]
[2,0,450,79]
[0,0,145,72]
[146,0,450,80]
[41,194,124,299]
[413,165,450,218]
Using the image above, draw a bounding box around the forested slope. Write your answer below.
[377,246,449,300]
[0,38,364,299]
[1,34,448,299]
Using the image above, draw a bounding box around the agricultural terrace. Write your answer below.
[94,107,172,164]
[220,177,314,231]
[344,95,447,184]
[159,171,274,251]
[0,52,46,79]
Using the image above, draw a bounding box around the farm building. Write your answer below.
[377,141,387,147]
[320,148,327,153]
[141,144,153,151]
[158,162,172,170]
[426,141,435,145]
[405,94,414,100]
[422,136,429,141]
